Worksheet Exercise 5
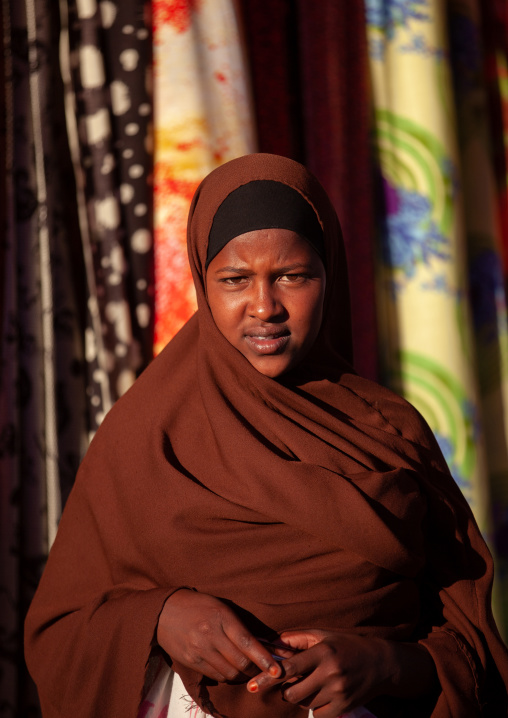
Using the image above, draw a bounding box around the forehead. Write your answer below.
[209,228,324,266]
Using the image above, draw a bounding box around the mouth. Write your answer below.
[244,329,290,355]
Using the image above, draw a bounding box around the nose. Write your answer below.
[248,280,286,322]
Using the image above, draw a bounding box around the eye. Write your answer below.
[219,275,249,286]
[279,273,309,283]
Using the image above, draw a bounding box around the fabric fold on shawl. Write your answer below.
[25,154,508,718]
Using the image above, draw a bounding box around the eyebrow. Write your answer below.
[213,262,312,274]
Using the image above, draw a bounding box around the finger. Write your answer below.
[246,672,282,693]
[257,640,298,661]
[282,671,353,718]
[183,636,251,683]
[280,646,322,679]
[188,656,230,683]
[199,648,255,683]
[283,679,346,718]
[224,621,281,678]
[283,672,327,705]
[247,653,311,694]
[247,646,322,694]
[211,637,260,678]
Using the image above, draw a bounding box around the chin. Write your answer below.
[245,357,283,377]
[248,355,296,378]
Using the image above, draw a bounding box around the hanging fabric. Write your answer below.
[153,0,256,354]
[239,0,379,381]
[239,0,304,160]
[61,0,154,436]
[366,0,504,629]
[297,0,378,380]
[447,0,508,635]
[480,0,508,637]
[480,0,508,280]
[0,0,86,713]
[0,0,154,714]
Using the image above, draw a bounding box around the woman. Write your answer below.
[25,153,508,718]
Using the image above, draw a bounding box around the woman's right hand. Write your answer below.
[156,589,281,683]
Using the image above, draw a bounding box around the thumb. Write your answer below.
[279,629,327,651]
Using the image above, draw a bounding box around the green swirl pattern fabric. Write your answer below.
[367,0,508,631]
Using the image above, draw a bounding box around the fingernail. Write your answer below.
[247,681,258,693]
[269,665,279,677]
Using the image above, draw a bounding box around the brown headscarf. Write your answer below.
[25,154,508,718]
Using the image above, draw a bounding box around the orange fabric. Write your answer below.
[25,155,508,717]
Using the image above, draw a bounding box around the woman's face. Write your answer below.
[206,228,326,377]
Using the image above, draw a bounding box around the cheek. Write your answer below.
[208,292,242,338]
[293,290,325,343]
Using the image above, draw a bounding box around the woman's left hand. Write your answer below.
[247,630,437,718]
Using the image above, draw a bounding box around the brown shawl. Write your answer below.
[25,154,508,717]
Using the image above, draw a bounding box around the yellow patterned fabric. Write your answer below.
[367,0,508,630]
[153,0,256,353]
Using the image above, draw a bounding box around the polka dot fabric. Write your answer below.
[66,0,153,433]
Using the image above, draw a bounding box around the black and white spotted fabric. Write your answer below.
[66,0,154,432]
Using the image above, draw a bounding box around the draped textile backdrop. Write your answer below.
[153,0,256,354]
[0,0,154,713]
[1,0,508,715]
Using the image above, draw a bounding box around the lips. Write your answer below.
[244,328,290,355]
